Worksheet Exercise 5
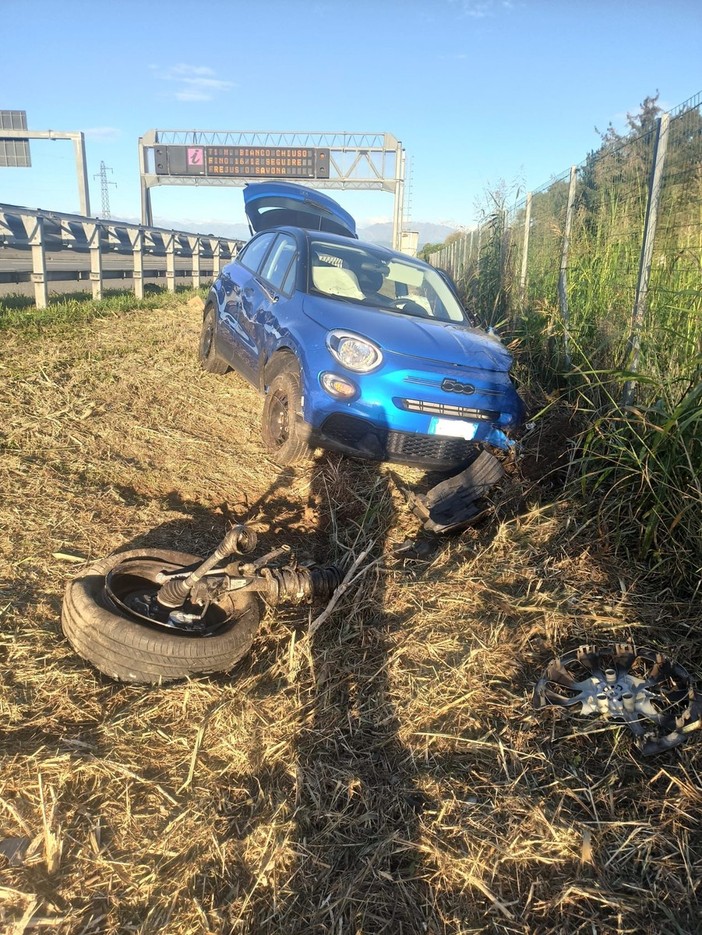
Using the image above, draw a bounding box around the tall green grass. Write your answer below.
[576,368,702,591]
[431,101,702,591]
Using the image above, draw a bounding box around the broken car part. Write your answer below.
[397,449,504,535]
[62,525,342,684]
[534,643,702,756]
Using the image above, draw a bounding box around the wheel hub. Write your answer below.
[533,643,702,755]
[270,392,290,445]
[105,556,229,635]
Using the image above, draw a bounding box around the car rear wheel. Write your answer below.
[261,366,314,465]
[199,307,228,374]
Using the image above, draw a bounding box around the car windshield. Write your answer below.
[308,238,467,323]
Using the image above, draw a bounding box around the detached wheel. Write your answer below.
[261,366,314,465]
[199,307,228,374]
[62,549,260,684]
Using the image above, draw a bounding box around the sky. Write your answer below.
[2,0,701,237]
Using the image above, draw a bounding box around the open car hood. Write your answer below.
[243,182,357,238]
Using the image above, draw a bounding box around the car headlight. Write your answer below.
[326,330,383,373]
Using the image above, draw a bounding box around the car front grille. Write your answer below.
[319,414,475,465]
[395,397,499,422]
[385,431,474,462]
[403,374,505,397]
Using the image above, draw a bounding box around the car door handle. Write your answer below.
[255,278,279,304]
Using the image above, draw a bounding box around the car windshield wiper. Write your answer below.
[310,289,360,305]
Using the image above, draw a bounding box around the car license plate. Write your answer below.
[429,417,478,440]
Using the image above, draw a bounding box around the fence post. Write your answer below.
[519,192,532,308]
[622,113,671,407]
[558,166,578,369]
[166,233,176,292]
[86,222,103,300]
[499,209,510,324]
[23,214,48,309]
[130,229,144,300]
[190,236,201,289]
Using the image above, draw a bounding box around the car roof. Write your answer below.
[295,227,429,268]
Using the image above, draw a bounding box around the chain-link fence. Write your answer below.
[428,92,702,400]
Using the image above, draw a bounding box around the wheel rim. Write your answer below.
[534,642,702,755]
[269,391,290,446]
[104,556,240,636]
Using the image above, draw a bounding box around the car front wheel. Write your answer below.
[62,549,261,684]
[261,366,314,465]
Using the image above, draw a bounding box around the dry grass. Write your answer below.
[1,296,702,934]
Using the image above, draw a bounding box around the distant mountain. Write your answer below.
[151,218,251,240]
[357,221,457,248]
[116,215,456,249]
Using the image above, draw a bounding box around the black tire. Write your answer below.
[261,366,314,465]
[199,307,228,374]
[61,549,260,684]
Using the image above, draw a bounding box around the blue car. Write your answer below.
[200,182,525,469]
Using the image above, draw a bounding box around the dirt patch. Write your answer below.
[1,299,701,934]
[519,402,584,487]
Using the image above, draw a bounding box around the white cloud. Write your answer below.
[448,0,517,17]
[175,90,212,102]
[152,63,235,102]
[84,127,121,141]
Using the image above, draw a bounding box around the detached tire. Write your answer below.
[261,366,314,465]
[199,307,228,374]
[62,549,260,684]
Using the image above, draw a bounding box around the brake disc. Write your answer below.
[105,556,222,634]
[533,642,702,755]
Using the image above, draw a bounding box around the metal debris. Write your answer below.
[534,643,702,755]
[104,525,343,635]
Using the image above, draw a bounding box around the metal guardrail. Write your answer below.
[0,203,244,307]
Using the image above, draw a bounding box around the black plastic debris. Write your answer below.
[404,450,504,534]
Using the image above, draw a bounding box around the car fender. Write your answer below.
[259,333,308,393]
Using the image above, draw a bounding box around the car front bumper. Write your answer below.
[301,354,523,469]
[308,412,492,469]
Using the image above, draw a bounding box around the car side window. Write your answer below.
[259,234,297,294]
[237,232,276,273]
[281,261,297,296]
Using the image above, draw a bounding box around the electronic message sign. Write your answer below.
[0,110,31,167]
[155,145,330,179]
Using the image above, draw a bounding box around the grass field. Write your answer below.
[2,293,702,934]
